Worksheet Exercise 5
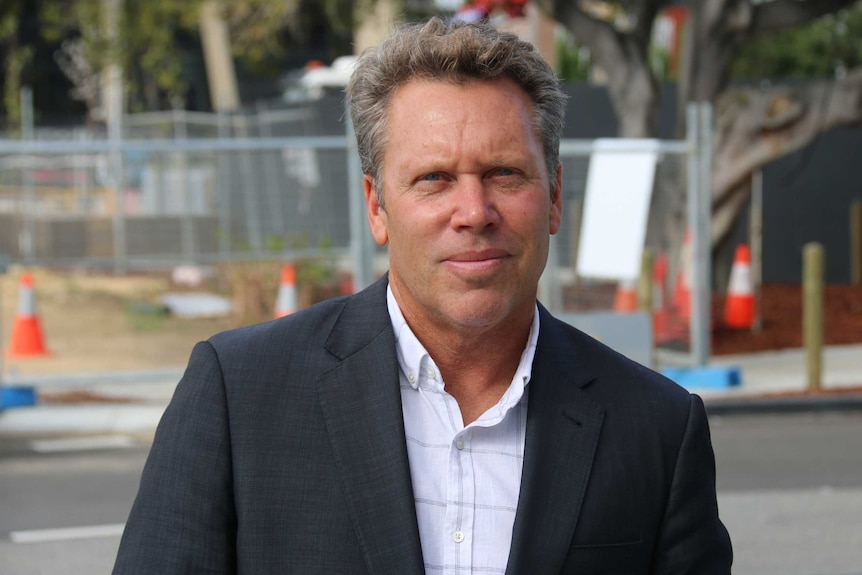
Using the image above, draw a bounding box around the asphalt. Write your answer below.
[0,344,860,437]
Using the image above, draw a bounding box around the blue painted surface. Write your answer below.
[661,366,742,390]
[0,386,37,409]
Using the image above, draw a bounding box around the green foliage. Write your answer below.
[733,6,862,79]
[556,37,590,82]
[3,46,33,126]
[1,0,28,122]
[2,0,362,118]
[37,0,201,110]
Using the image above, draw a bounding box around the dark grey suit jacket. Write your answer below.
[113,277,731,574]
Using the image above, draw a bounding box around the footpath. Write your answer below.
[1,344,861,437]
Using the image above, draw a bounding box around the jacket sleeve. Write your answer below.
[112,341,237,575]
[651,394,733,574]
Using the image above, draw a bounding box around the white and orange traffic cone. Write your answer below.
[6,272,49,358]
[613,279,638,313]
[671,231,692,321]
[274,263,298,319]
[723,244,755,329]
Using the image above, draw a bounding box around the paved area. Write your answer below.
[1,347,860,575]
[1,344,860,437]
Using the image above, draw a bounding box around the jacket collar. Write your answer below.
[316,276,425,574]
[505,305,605,575]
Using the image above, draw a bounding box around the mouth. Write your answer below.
[443,249,511,273]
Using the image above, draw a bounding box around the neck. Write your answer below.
[406,307,534,426]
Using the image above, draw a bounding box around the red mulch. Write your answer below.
[711,283,862,356]
[564,281,862,357]
[39,390,133,404]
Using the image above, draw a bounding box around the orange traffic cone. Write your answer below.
[613,279,638,313]
[6,272,50,358]
[652,253,675,343]
[671,231,692,320]
[274,263,298,319]
[653,254,669,313]
[723,244,755,329]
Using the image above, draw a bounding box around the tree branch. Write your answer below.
[753,0,859,33]
[713,66,862,204]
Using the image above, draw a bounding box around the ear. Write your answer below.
[365,175,389,246]
[549,164,563,235]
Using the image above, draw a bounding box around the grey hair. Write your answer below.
[345,16,567,206]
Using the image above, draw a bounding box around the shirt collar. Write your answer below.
[386,283,540,401]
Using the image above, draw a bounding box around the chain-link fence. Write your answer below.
[0,104,714,364]
[0,110,353,269]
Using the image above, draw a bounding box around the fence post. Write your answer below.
[686,102,712,367]
[851,200,862,286]
[216,113,231,258]
[175,107,195,262]
[20,86,35,263]
[345,102,375,292]
[637,249,653,314]
[803,242,824,391]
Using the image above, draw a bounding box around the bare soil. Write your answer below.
[1,268,234,378]
[2,269,861,379]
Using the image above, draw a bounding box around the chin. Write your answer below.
[445,299,510,328]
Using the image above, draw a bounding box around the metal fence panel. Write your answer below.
[0,105,712,364]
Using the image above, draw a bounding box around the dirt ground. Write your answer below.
[1,268,861,378]
[1,268,234,378]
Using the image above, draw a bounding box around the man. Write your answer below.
[114,17,732,575]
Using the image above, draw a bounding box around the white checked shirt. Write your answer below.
[387,286,538,574]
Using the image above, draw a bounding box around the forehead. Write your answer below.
[388,76,533,118]
[383,78,538,150]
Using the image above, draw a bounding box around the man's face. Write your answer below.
[364,78,562,334]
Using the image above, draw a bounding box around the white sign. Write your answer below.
[576,139,660,281]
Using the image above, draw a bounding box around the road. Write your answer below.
[1,412,860,574]
[0,436,146,575]
[711,411,862,575]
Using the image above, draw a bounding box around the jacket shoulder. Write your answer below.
[541,310,692,408]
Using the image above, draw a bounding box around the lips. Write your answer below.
[442,249,512,277]
[444,248,510,263]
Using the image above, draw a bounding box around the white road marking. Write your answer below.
[29,435,135,453]
[10,523,126,544]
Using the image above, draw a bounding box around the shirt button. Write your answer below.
[453,530,465,543]
[408,373,416,384]
[455,437,465,450]
[428,368,436,379]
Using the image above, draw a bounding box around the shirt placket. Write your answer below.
[445,420,474,572]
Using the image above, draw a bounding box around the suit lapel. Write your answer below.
[316,278,425,574]
[506,308,605,575]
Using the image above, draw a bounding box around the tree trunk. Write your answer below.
[712,67,862,246]
[537,0,862,286]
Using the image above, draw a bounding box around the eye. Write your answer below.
[421,173,443,181]
[493,168,515,177]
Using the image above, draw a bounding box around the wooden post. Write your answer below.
[750,170,763,332]
[637,249,653,314]
[851,200,862,286]
[803,243,824,392]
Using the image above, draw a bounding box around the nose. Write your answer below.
[449,177,500,231]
